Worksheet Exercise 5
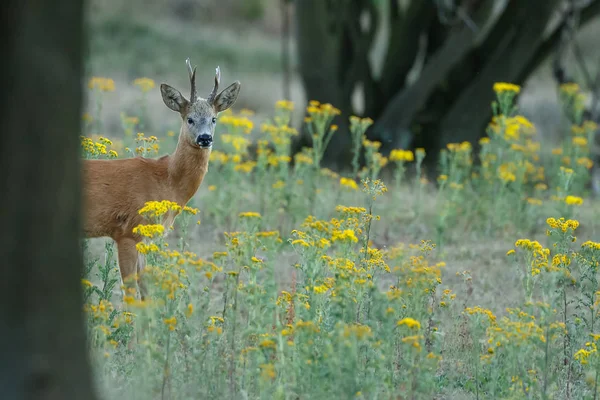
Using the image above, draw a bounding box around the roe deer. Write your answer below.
[82,58,241,299]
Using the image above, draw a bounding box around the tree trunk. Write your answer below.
[294,0,373,168]
[0,1,97,399]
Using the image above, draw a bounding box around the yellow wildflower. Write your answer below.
[239,211,261,219]
[331,229,358,243]
[340,177,358,190]
[132,224,165,238]
[88,77,115,92]
[389,149,415,162]
[397,318,421,330]
[275,100,294,110]
[565,195,583,206]
[133,77,156,92]
[164,316,177,331]
[573,136,588,147]
[493,82,521,94]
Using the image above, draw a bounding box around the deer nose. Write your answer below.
[196,134,213,148]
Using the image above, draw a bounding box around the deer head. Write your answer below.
[160,58,241,149]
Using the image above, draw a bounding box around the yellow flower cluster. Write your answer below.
[564,195,583,206]
[222,134,252,154]
[401,335,423,350]
[219,115,254,135]
[397,317,421,330]
[331,229,358,243]
[335,205,366,215]
[389,149,414,162]
[261,123,298,147]
[183,206,199,215]
[306,100,341,117]
[134,132,160,156]
[362,138,381,151]
[581,241,600,251]
[488,115,536,143]
[295,151,314,166]
[493,82,521,94]
[362,178,388,200]
[546,217,579,232]
[572,136,588,147]
[85,299,115,323]
[560,82,580,95]
[275,100,294,111]
[339,177,358,190]
[239,211,261,219]
[81,136,119,158]
[81,136,107,156]
[88,77,115,92]
[514,239,550,276]
[489,317,547,350]
[164,316,177,331]
[138,200,182,218]
[391,253,443,294]
[447,141,472,152]
[464,306,497,324]
[136,242,160,254]
[133,77,156,92]
[132,224,165,238]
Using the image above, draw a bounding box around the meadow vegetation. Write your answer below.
[82,77,599,399]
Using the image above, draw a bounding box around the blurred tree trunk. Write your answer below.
[0,1,97,400]
[294,0,600,170]
[295,0,355,166]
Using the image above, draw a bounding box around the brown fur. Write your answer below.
[82,60,240,299]
[82,140,209,240]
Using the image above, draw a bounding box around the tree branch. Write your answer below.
[435,0,562,148]
[379,1,436,101]
[523,0,600,85]
[340,0,381,116]
[370,0,496,148]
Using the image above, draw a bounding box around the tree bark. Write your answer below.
[295,0,349,110]
[294,0,351,166]
[0,0,97,399]
[379,0,436,101]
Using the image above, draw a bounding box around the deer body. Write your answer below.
[82,144,209,239]
[82,59,240,299]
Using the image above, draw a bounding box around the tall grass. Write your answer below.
[82,78,600,399]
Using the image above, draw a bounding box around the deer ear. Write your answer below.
[213,81,241,112]
[161,84,188,112]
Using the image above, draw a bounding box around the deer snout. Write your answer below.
[196,133,213,148]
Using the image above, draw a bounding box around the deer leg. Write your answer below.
[137,251,148,301]
[116,237,142,299]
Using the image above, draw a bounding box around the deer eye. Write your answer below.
[187,118,194,125]
[212,117,217,124]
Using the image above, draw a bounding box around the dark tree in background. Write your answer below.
[294,0,600,168]
[0,0,97,399]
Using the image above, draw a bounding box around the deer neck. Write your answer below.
[168,131,210,205]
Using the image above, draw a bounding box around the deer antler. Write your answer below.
[186,58,197,103]
[207,66,221,104]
